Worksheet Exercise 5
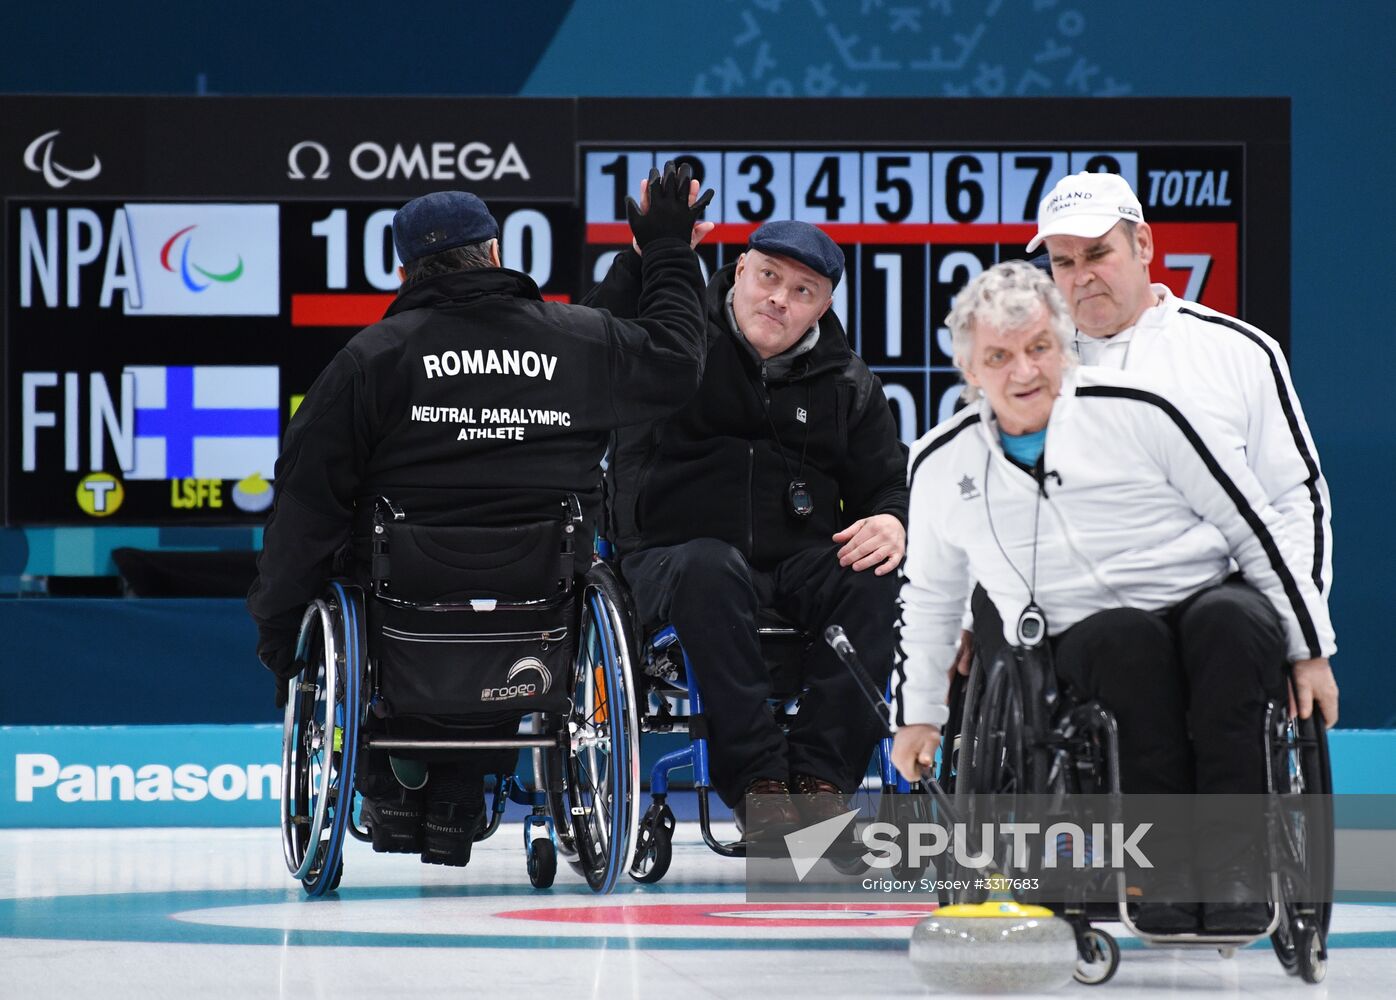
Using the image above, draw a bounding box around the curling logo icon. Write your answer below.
[23,130,102,189]
[160,225,245,293]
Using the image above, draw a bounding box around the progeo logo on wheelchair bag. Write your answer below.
[481,657,553,702]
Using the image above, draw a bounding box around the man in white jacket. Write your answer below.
[1033,170,1331,595]
[958,171,1332,695]
[890,260,1337,933]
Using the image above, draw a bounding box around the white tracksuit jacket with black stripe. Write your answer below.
[1073,285,1332,598]
[890,365,1336,730]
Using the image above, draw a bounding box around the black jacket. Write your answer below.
[248,239,707,673]
[587,251,908,570]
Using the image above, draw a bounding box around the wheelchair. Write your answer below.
[279,495,642,898]
[623,605,905,884]
[937,644,1334,986]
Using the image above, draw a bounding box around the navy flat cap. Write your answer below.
[392,191,499,264]
[748,220,844,289]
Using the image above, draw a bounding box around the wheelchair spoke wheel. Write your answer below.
[1269,706,1333,977]
[560,564,640,893]
[279,585,365,897]
[969,660,1026,796]
[953,652,1060,893]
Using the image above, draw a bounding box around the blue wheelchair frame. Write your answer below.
[629,616,910,881]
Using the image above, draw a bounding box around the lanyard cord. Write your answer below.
[982,449,1043,606]
[750,367,812,484]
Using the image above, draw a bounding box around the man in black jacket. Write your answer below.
[249,171,711,865]
[588,220,909,835]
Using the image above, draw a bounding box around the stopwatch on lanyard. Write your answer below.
[983,451,1050,648]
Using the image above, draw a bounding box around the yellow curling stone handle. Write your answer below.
[936,901,1056,919]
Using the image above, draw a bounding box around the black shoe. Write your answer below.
[733,778,800,843]
[360,787,425,854]
[421,768,486,867]
[1201,901,1269,933]
[1202,865,1270,933]
[791,774,851,826]
[1135,901,1201,933]
[1133,871,1200,933]
[421,801,484,867]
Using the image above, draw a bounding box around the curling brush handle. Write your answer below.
[823,624,959,823]
[823,624,890,729]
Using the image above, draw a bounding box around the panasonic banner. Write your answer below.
[0,725,281,827]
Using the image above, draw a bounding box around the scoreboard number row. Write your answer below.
[310,208,556,290]
[585,150,1139,225]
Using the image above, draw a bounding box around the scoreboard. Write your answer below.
[0,96,1288,526]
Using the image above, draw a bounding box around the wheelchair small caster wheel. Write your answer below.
[629,814,673,884]
[1298,926,1326,984]
[1073,927,1119,986]
[1218,946,1236,959]
[528,837,557,889]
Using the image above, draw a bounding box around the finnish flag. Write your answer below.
[124,366,280,480]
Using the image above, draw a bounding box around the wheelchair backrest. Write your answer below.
[370,494,582,607]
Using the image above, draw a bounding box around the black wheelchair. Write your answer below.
[936,645,1333,986]
[279,495,642,898]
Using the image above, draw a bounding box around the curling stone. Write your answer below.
[909,901,1078,994]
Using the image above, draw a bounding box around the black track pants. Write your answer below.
[623,539,901,806]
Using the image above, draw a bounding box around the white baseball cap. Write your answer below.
[1025,171,1145,253]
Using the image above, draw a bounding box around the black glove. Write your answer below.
[625,160,715,250]
[259,631,301,710]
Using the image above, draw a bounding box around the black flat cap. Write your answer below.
[748,220,844,289]
[392,191,499,265]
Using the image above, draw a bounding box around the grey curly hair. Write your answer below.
[945,259,1077,402]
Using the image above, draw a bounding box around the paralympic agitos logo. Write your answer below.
[23,130,102,189]
[160,225,245,292]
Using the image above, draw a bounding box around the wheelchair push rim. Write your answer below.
[1268,702,1334,979]
[280,585,365,894]
[558,565,641,893]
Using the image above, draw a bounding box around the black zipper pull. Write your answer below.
[1032,458,1061,497]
